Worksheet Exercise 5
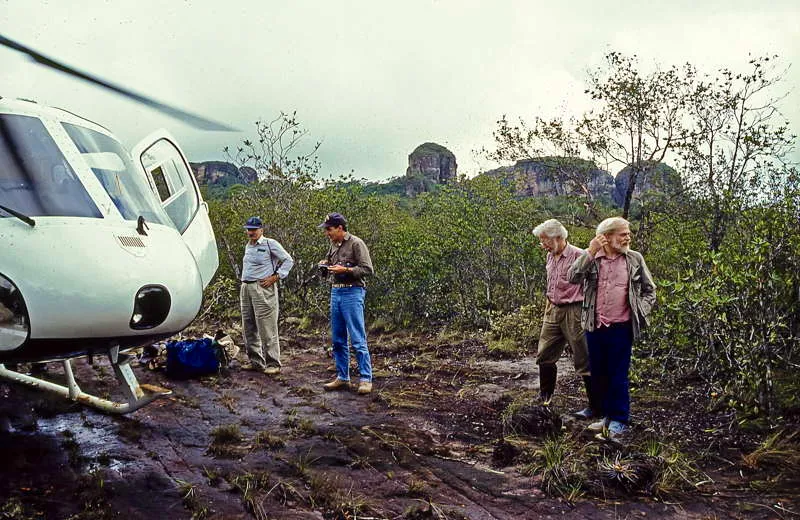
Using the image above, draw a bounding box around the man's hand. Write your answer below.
[260,274,279,288]
[328,264,350,274]
[588,234,608,256]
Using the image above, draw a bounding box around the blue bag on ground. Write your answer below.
[166,338,220,379]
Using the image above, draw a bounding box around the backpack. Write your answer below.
[165,337,221,379]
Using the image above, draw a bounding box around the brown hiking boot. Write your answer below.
[357,381,373,394]
[323,378,349,391]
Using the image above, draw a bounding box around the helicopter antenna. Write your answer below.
[0,33,238,132]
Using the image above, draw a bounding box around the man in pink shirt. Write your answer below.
[533,219,597,418]
[568,217,656,441]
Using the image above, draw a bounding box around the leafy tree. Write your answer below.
[484,115,606,222]
[485,52,692,221]
[578,52,690,219]
[679,55,796,251]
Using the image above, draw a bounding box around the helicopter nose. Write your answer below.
[130,285,171,330]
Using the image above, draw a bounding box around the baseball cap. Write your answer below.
[318,212,347,228]
[243,216,263,229]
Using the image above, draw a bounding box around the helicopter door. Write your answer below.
[131,131,218,288]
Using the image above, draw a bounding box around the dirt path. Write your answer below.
[0,331,795,519]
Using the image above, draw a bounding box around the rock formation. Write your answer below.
[612,161,681,206]
[405,143,457,196]
[484,157,614,201]
[190,161,258,186]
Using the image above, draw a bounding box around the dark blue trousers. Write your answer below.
[586,322,633,424]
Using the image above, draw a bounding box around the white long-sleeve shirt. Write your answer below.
[241,236,294,281]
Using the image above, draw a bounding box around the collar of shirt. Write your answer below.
[594,248,622,261]
[549,241,573,260]
[335,232,351,247]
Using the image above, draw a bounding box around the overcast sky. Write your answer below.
[2,0,798,181]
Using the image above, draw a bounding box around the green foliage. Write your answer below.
[638,438,709,496]
[486,336,524,359]
[209,157,549,328]
[203,79,798,421]
[361,176,409,197]
[742,429,800,492]
[209,424,242,445]
[640,180,800,422]
[486,302,545,358]
[535,436,585,499]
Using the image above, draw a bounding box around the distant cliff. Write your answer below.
[483,157,615,201]
[612,161,682,206]
[190,161,257,186]
[480,157,682,207]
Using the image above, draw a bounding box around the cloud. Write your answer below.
[2,0,797,180]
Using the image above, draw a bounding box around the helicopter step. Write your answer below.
[0,346,172,414]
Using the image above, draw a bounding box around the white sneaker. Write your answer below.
[595,420,627,443]
[587,418,607,431]
[607,420,627,436]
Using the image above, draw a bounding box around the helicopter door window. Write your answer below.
[62,122,169,226]
[0,114,101,218]
[150,167,171,202]
[140,139,198,233]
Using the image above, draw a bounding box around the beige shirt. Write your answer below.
[326,232,374,287]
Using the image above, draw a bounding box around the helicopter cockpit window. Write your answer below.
[62,123,168,226]
[0,114,102,218]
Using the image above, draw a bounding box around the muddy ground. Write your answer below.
[0,327,797,519]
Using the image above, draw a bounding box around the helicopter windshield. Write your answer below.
[62,123,169,226]
[0,114,102,218]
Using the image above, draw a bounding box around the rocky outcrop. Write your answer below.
[190,161,258,186]
[484,157,614,200]
[612,161,681,206]
[482,157,680,207]
[405,143,457,196]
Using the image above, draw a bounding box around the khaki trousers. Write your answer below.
[240,283,281,368]
[536,300,590,376]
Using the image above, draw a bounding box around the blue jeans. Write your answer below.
[586,322,632,424]
[330,286,372,382]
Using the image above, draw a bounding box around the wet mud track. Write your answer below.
[0,332,793,519]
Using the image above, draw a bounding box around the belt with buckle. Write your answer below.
[331,283,357,288]
[549,299,579,308]
[242,280,259,284]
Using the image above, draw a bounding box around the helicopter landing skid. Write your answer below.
[0,347,172,414]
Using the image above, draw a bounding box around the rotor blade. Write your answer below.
[0,33,238,132]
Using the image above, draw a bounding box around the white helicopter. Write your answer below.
[0,34,233,413]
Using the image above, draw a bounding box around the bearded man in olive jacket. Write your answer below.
[568,217,655,441]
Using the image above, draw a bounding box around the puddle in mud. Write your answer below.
[36,412,136,474]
